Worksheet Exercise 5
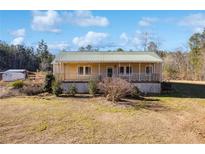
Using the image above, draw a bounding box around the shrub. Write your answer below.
[43,73,55,93]
[131,86,140,98]
[52,81,63,96]
[98,78,133,103]
[10,80,24,89]
[88,80,98,96]
[68,84,77,96]
[21,85,43,96]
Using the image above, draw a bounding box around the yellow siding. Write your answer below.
[53,62,162,81]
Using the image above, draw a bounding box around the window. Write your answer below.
[126,66,132,74]
[119,66,124,74]
[85,66,91,75]
[78,67,84,75]
[119,66,132,75]
[78,66,92,75]
[145,66,152,75]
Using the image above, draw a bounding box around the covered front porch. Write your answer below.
[53,62,162,82]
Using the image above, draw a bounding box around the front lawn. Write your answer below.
[1,94,205,143]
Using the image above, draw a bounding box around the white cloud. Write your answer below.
[10,28,26,45]
[133,31,155,48]
[73,31,108,47]
[132,35,141,47]
[138,17,158,27]
[118,31,140,48]
[31,10,61,32]
[11,28,26,37]
[11,37,24,45]
[119,32,129,46]
[118,30,155,49]
[64,11,109,27]
[117,31,141,49]
[179,13,205,33]
[48,42,69,50]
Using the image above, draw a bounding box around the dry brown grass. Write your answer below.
[1,95,205,143]
[169,80,205,85]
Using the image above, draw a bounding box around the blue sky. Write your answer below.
[1,10,205,54]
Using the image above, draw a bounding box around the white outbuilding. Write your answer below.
[2,69,27,82]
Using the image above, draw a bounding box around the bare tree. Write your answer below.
[147,41,158,52]
[140,32,150,51]
[139,31,162,52]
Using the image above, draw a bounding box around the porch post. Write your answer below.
[149,64,151,81]
[56,63,58,80]
[160,63,162,81]
[139,63,141,81]
[62,62,64,81]
[153,63,155,81]
[98,63,101,79]
[59,62,61,80]
[59,62,61,81]
[75,65,79,80]
[129,63,131,82]
[57,63,58,81]
[119,63,120,77]
[61,62,63,80]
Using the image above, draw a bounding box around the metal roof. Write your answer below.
[53,51,163,63]
[4,69,27,73]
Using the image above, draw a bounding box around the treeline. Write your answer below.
[162,29,205,81]
[0,40,54,72]
[1,29,205,81]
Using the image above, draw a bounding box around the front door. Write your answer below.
[107,67,113,77]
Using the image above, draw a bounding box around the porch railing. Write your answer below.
[55,73,161,82]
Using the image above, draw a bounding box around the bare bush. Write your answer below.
[98,78,134,102]
[21,84,43,96]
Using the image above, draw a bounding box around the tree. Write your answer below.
[85,45,92,51]
[0,41,39,71]
[140,32,151,51]
[147,41,158,52]
[189,33,203,80]
[116,48,124,52]
[79,46,85,51]
[162,50,190,80]
[163,53,179,80]
[79,45,98,52]
[36,40,54,72]
[44,73,55,93]
[138,32,161,52]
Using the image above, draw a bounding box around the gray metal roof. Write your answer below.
[4,69,27,73]
[53,51,163,63]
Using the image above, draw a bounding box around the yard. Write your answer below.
[1,82,205,143]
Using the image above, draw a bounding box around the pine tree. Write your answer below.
[189,33,203,80]
[36,40,54,72]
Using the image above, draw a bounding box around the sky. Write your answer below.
[1,10,205,54]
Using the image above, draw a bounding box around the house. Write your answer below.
[52,51,163,93]
[2,69,27,82]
